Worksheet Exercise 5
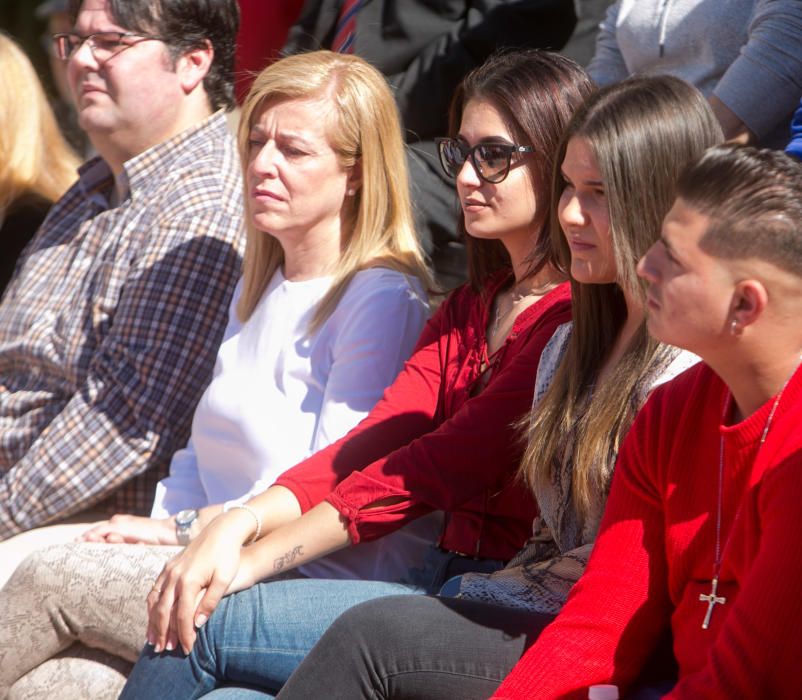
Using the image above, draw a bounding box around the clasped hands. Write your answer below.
[145,509,259,655]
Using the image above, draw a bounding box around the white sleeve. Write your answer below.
[149,439,207,517]
[587,1,629,87]
[150,281,245,517]
[311,271,429,453]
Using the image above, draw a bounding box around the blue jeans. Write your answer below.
[120,548,502,700]
[120,577,418,699]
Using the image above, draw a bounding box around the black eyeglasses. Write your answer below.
[436,137,534,184]
[52,31,164,62]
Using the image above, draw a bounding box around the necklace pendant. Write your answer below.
[699,576,726,630]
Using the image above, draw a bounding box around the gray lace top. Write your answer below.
[457,323,699,613]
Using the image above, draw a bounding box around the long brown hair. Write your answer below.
[446,50,595,292]
[235,50,431,330]
[522,76,723,520]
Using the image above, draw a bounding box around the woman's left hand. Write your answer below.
[146,508,257,654]
[147,500,350,655]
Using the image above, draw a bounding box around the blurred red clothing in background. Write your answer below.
[235,0,304,103]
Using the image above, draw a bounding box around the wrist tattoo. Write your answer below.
[273,545,304,572]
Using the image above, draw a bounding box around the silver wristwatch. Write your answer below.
[175,508,199,545]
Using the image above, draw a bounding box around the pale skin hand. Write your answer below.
[146,510,250,653]
[709,95,756,144]
[148,500,350,654]
[78,504,224,545]
[80,514,177,545]
[146,485,304,652]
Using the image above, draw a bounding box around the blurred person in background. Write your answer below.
[233,0,304,103]
[587,0,802,148]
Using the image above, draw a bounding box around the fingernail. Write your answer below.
[145,638,153,647]
[165,641,174,652]
[195,613,208,628]
[154,643,162,653]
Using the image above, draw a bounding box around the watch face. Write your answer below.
[176,509,198,526]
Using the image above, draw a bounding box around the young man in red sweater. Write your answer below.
[492,145,802,698]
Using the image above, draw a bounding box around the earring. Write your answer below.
[347,188,355,196]
[730,318,740,336]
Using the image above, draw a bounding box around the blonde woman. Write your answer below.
[0,51,432,698]
[119,49,588,700]
[0,31,79,292]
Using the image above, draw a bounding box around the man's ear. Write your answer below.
[731,279,768,331]
[177,41,214,95]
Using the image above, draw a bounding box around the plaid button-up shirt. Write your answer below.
[0,112,244,539]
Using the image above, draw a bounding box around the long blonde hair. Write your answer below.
[522,77,723,520]
[0,32,79,214]
[236,50,432,328]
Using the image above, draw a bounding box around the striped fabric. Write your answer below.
[0,112,245,539]
[331,0,363,53]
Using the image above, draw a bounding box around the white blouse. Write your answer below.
[151,266,441,580]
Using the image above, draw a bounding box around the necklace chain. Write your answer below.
[703,356,802,629]
[492,291,536,335]
[491,281,552,336]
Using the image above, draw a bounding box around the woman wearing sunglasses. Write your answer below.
[267,76,722,700]
[118,50,592,699]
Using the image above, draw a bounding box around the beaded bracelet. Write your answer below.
[224,503,262,545]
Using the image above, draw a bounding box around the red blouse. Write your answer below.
[275,276,572,561]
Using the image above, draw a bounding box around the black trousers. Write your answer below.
[276,594,554,700]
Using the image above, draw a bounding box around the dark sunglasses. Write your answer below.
[436,138,534,184]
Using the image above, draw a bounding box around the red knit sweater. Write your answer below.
[493,362,802,699]
[275,277,572,561]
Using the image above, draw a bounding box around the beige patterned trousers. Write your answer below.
[0,542,180,700]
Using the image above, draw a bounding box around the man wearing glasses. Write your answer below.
[0,0,243,572]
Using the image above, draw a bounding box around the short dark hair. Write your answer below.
[448,50,595,291]
[69,0,239,111]
[677,144,802,276]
